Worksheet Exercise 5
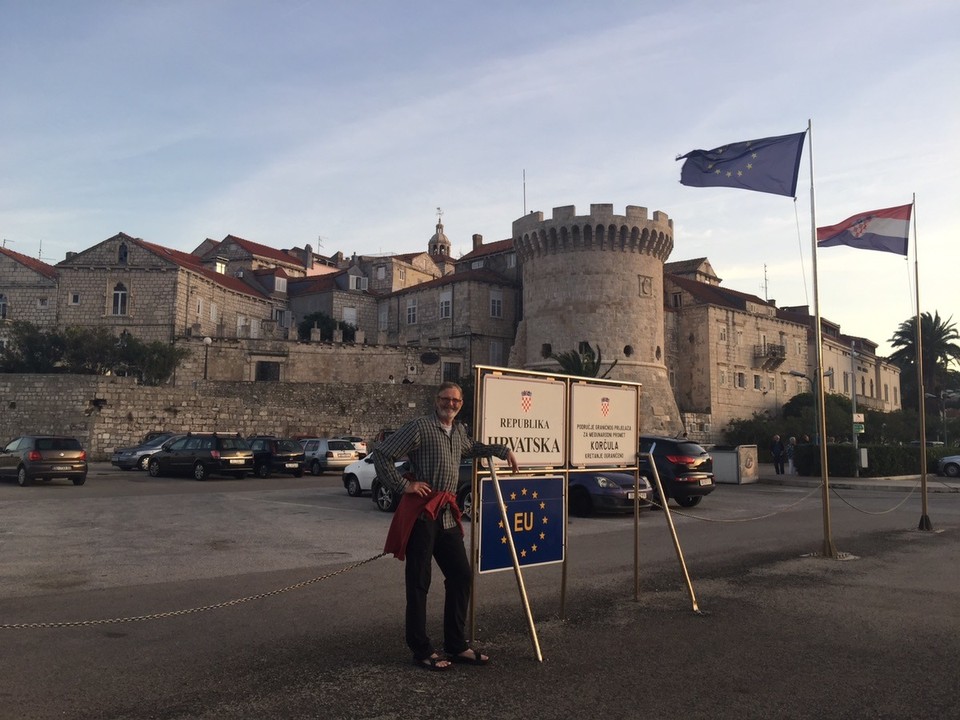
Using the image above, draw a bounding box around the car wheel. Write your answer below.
[255,463,271,478]
[944,463,960,478]
[374,482,399,512]
[676,495,702,508]
[148,459,162,477]
[311,460,322,476]
[72,475,87,486]
[345,474,362,497]
[17,467,32,487]
[569,487,593,517]
[138,455,152,471]
[457,486,473,521]
[193,463,208,481]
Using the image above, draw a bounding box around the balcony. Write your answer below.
[754,344,785,372]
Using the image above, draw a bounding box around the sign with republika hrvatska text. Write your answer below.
[480,374,565,468]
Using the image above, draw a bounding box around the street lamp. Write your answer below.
[202,336,212,380]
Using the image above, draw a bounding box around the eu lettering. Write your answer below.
[514,512,534,533]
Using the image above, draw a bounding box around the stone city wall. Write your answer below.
[0,374,437,461]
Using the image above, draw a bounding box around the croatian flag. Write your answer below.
[817,203,912,256]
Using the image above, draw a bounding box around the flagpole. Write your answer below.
[807,118,838,558]
[913,194,933,531]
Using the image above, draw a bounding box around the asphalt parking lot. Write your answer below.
[1,464,958,719]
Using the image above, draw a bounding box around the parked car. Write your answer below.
[300,438,360,475]
[0,435,88,487]
[453,466,652,519]
[568,471,652,517]
[639,435,715,507]
[111,432,179,471]
[342,455,408,497]
[937,455,960,478]
[336,436,368,457]
[147,432,254,480]
[247,435,305,478]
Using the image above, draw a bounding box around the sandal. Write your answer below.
[447,648,489,666]
[413,654,453,672]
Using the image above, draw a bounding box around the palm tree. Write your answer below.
[549,343,618,378]
[888,311,960,408]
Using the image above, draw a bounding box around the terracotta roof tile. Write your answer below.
[1,246,59,280]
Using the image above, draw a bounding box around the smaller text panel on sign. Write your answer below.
[569,382,639,467]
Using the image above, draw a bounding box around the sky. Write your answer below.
[2,0,958,357]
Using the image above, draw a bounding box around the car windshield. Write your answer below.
[36,437,82,451]
[220,437,250,450]
[278,439,302,452]
[144,434,170,448]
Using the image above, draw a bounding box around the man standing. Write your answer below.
[771,434,786,475]
[372,381,519,671]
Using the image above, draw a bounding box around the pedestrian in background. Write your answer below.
[786,436,798,475]
[771,434,786,475]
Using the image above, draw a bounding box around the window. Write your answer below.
[796,340,803,355]
[210,302,219,323]
[869,379,874,397]
[275,277,287,293]
[843,372,850,393]
[69,293,80,306]
[442,362,461,382]
[490,289,503,319]
[894,388,899,405]
[255,361,280,381]
[274,308,288,327]
[489,340,503,365]
[0,294,7,319]
[118,243,128,265]
[249,319,260,339]
[399,267,406,281]
[669,369,676,387]
[736,331,743,346]
[828,369,835,391]
[754,374,762,390]
[195,299,203,317]
[736,372,746,389]
[506,253,516,268]
[342,307,357,326]
[884,384,889,401]
[237,315,248,337]
[471,260,484,270]
[37,297,49,308]
[351,276,368,291]
[378,303,388,331]
[719,370,726,386]
[215,259,227,274]
[439,290,452,319]
[719,327,727,342]
[376,266,386,280]
[112,283,128,316]
[406,298,417,325]
[672,292,682,308]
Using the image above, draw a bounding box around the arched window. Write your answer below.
[112,283,128,316]
[118,243,128,265]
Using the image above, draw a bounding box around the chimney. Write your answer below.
[472,234,483,250]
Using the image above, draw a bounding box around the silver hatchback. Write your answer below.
[300,438,359,475]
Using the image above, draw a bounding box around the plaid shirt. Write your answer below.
[372,412,510,530]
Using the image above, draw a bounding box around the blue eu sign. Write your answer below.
[478,475,565,574]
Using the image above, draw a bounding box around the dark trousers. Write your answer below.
[404,516,471,660]
[773,456,785,474]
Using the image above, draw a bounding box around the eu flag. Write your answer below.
[678,131,806,197]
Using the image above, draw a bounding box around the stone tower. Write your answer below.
[510,203,682,434]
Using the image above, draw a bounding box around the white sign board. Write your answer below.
[480,374,566,468]
[569,382,639,466]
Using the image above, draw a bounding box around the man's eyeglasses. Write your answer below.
[438,396,463,405]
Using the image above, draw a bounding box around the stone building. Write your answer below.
[0,246,59,344]
[1,206,900,443]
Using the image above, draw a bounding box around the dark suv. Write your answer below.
[639,435,714,507]
[247,436,305,478]
[147,433,254,481]
[0,435,88,486]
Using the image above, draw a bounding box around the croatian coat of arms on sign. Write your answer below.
[520,390,532,412]
[601,396,610,416]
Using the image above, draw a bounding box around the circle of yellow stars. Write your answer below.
[497,486,551,558]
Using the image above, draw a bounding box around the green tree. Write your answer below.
[0,322,63,372]
[549,343,617,378]
[889,311,960,408]
[297,311,356,342]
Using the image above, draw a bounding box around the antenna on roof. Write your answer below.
[760,263,769,301]
[1,238,14,248]
[37,239,55,262]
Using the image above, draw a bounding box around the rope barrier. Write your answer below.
[0,552,387,630]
